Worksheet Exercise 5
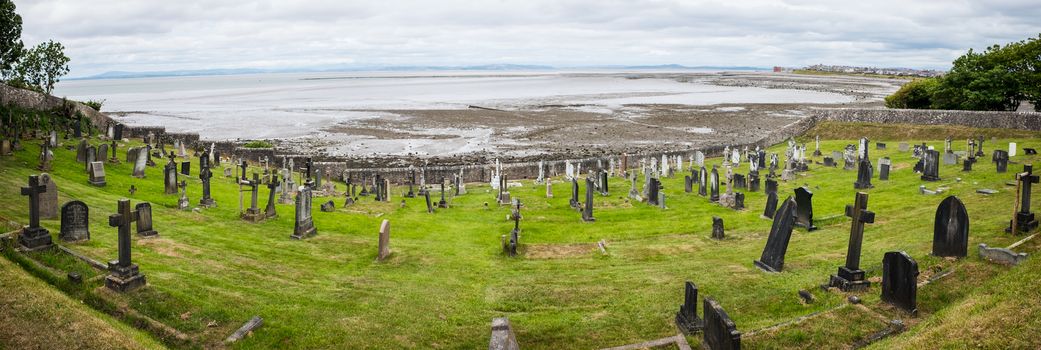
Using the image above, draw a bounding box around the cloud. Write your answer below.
[13,0,1041,77]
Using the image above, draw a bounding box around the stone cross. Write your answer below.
[1008,168,1040,234]
[19,175,53,250]
[106,199,147,292]
[828,192,875,291]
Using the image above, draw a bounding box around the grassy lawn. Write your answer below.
[0,121,1039,349]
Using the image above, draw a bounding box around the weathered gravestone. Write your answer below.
[794,187,818,231]
[60,200,90,242]
[921,149,941,181]
[702,297,741,350]
[963,158,973,172]
[828,192,875,291]
[675,281,704,335]
[425,191,434,213]
[712,216,725,240]
[854,157,873,189]
[39,173,58,219]
[1006,169,1039,234]
[264,176,278,218]
[181,161,191,176]
[709,168,720,202]
[76,139,88,162]
[19,175,54,250]
[106,199,147,292]
[86,161,106,187]
[488,317,520,350]
[504,200,521,257]
[823,156,835,167]
[582,177,595,222]
[881,251,919,315]
[569,178,579,209]
[933,196,969,257]
[320,200,335,212]
[97,143,109,164]
[132,147,148,178]
[164,157,179,194]
[755,196,798,272]
[199,160,216,207]
[240,174,264,222]
[763,192,778,219]
[377,220,391,261]
[291,186,317,239]
[685,176,693,193]
[135,202,159,237]
[977,244,1028,265]
[765,178,778,195]
[878,157,891,180]
[698,167,708,196]
[994,150,1009,173]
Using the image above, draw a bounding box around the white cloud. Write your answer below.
[13,0,1041,77]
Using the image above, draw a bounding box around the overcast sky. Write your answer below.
[15,0,1041,77]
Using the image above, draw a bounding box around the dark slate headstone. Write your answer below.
[569,178,580,209]
[794,187,817,231]
[582,177,595,222]
[765,178,778,195]
[876,142,886,150]
[60,200,90,242]
[828,192,875,292]
[711,216,724,240]
[748,172,760,192]
[425,191,434,213]
[702,297,741,350]
[180,161,191,176]
[19,175,53,250]
[879,157,891,180]
[709,168,720,202]
[733,192,744,210]
[733,173,746,189]
[684,175,693,193]
[823,156,835,167]
[755,196,797,272]
[164,161,179,195]
[675,281,704,335]
[921,149,941,181]
[854,158,873,189]
[962,158,973,172]
[933,196,969,257]
[135,202,158,237]
[994,150,1009,173]
[698,167,708,196]
[881,251,919,315]
[291,186,317,239]
[647,178,661,206]
[762,192,778,219]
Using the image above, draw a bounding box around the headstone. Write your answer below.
[828,192,875,291]
[134,203,158,237]
[876,142,886,150]
[199,160,216,208]
[18,175,53,250]
[489,318,520,350]
[712,217,724,240]
[933,196,969,257]
[505,200,521,257]
[177,181,189,210]
[76,139,88,162]
[921,149,940,181]
[377,220,391,261]
[755,196,797,272]
[164,159,178,194]
[1006,169,1039,234]
[1009,142,1017,157]
[879,157,891,180]
[698,167,708,196]
[765,178,778,195]
[1,139,10,156]
[881,251,919,315]
[105,199,148,292]
[702,297,741,350]
[133,147,148,178]
[180,161,191,176]
[39,174,58,219]
[762,192,778,219]
[854,158,873,189]
[675,281,704,334]
[582,177,595,222]
[320,200,335,212]
[241,174,264,222]
[962,158,973,172]
[85,161,106,187]
[994,150,1009,173]
[684,176,693,193]
[709,168,720,202]
[1026,148,1037,155]
[977,244,1029,265]
[264,176,277,218]
[97,143,109,163]
[943,152,958,165]
[425,191,434,214]
[546,179,553,198]
[794,187,817,231]
[291,186,317,239]
[59,201,91,242]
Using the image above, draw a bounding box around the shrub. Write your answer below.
[885,78,939,109]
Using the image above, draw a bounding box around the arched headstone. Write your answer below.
[933,196,969,257]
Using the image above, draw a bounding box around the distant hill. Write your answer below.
[72,64,768,80]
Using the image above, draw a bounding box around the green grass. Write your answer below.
[0,122,1040,349]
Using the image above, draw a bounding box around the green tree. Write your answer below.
[884,78,938,109]
[15,40,70,94]
[0,0,23,80]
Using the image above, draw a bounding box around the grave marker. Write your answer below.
[60,200,90,242]
[291,186,317,239]
[675,281,704,334]
[881,251,919,315]
[794,187,817,231]
[933,196,969,257]
[755,196,797,272]
[828,192,875,291]
[19,175,53,250]
[135,203,158,237]
[702,297,741,350]
[106,199,147,292]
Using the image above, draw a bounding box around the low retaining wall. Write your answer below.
[811,108,1041,130]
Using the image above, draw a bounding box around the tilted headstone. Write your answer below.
[19,175,53,250]
[755,196,797,272]
[39,173,58,219]
[762,192,778,219]
[291,186,317,239]
[794,187,817,231]
[1006,169,1039,234]
[933,196,969,257]
[105,199,147,292]
[135,202,158,237]
[881,251,919,315]
[828,192,875,291]
[702,297,741,350]
[977,244,1028,265]
[675,281,704,334]
[377,220,391,261]
[264,176,278,218]
[60,200,90,242]
[712,216,724,240]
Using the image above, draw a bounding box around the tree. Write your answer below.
[884,78,938,109]
[15,40,70,94]
[0,0,22,80]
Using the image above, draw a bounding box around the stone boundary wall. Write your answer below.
[811,108,1041,131]
[1,84,108,127]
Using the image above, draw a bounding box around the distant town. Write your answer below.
[776,64,946,78]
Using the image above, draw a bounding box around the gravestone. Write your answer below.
[98,143,109,164]
[879,157,891,180]
[755,196,798,272]
[438,182,448,208]
[569,178,580,209]
[164,158,178,194]
[320,200,335,212]
[135,203,158,237]
[77,139,88,162]
[489,318,520,350]
[18,175,53,250]
[794,187,817,231]
[264,176,278,218]
[241,174,264,222]
[698,167,708,196]
[505,200,521,257]
[132,147,148,178]
[1009,142,1017,157]
[994,150,1009,173]
[933,196,969,257]
[105,199,147,292]
[88,161,106,187]
[425,191,434,213]
[181,161,191,176]
[375,219,392,261]
[675,281,704,334]
[647,178,661,206]
[1006,169,1039,234]
[582,177,595,222]
[702,297,741,350]
[921,150,940,181]
[709,168,720,202]
[60,200,91,242]
[854,158,873,189]
[962,158,973,172]
[39,173,58,219]
[712,216,724,240]
[1026,148,1038,155]
[765,178,778,195]
[762,192,778,219]
[177,181,190,210]
[881,251,919,315]
[877,142,886,150]
[199,160,216,208]
[748,171,760,192]
[828,192,875,291]
[291,186,317,239]
[1,139,10,156]
[733,174,746,189]
[822,156,835,167]
[943,152,958,165]
[977,244,1029,265]
[685,176,693,193]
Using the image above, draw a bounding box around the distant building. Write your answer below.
[802,64,944,78]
